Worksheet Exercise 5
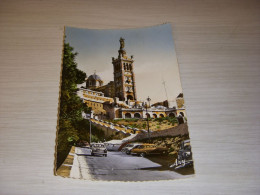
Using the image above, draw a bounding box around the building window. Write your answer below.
[134,113,141,118]
[153,114,157,118]
[125,113,131,118]
[169,113,175,118]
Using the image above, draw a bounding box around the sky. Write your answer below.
[65,24,183,105]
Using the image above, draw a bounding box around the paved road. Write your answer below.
[72,147,190,181]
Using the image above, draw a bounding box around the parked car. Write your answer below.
[170,139,193,169]
[90,143,107,157]
[121,143,141,154]
[130,143,168,157]
[104,140,123,151]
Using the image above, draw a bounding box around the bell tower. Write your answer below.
[112,37,137,102]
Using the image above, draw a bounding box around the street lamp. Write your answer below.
[89,118,92,144]
[146,96,151,142]
[85,112,92,145]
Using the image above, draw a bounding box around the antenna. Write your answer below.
[162,77,169,103]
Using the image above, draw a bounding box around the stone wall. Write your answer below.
[129,123,189,142]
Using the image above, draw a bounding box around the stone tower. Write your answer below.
[112,37,137,102]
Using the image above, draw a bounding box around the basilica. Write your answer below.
[77,38,185,120]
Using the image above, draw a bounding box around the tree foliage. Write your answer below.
[56,43,86,168]
[56,43,105,168]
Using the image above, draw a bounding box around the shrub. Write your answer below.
[124,118,139,122]
[129,124,137,128]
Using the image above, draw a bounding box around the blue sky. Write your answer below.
[65,24,182,105]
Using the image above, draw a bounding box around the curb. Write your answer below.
[56,146,75,177]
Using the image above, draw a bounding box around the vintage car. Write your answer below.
[121,143,141,154]
[104,140,123,151]
[130,143,168,157]
[90,143,107,157]
[170,139,193,169]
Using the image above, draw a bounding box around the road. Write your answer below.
[71,147,191,181]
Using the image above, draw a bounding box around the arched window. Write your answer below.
[134,113,141,118]
[159,114,164,118]
[153,114,157,118]
[125,113,131,118]
[127,95,133,100]
[169,113,175,118]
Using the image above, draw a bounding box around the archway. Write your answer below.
[127,95,133,100]
[134,113,141,118]
[180,112,184,117]
[177,115,184,124]
[146,113,151,118]
[153,114,157,118]
[169,113,175,118]
[159,114,164,118]
[125,113,131,118]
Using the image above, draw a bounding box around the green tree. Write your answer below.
[56,43,90,168]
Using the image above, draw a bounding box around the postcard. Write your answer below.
[55,24,194,181]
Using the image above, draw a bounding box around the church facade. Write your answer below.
[78,38,184,120]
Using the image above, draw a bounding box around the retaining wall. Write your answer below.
[91,122,128,139]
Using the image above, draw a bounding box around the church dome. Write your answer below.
[86,73,103,89]
[88,74,102,81]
